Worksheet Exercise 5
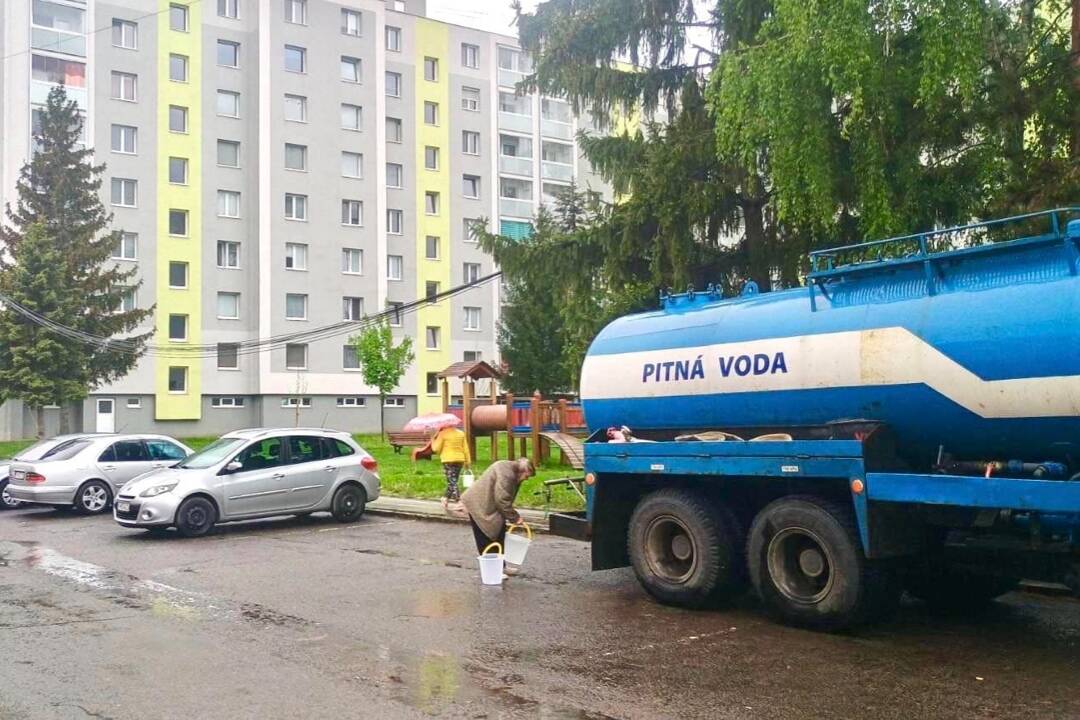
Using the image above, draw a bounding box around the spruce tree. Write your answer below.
[0,86,152,436]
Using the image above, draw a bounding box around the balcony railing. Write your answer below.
[499,197,534,218]
[541,161,574,182]
[499,155,534,177]
[31,27,86,57]
[540,119,573,140]
[498,112,533,135]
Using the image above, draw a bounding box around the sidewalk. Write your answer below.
[368,495,551,531]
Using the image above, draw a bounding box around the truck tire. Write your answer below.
[905,561,1019,614]
[628,488,746,608]
[747,495,899,631]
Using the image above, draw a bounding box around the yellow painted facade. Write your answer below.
[155,0,202,420]
[414,19,451,414]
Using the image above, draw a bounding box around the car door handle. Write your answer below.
[323,466,336,472]
[101,465,117,471]
[272,473,285,479]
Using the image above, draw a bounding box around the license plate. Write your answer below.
[116,501,131,513]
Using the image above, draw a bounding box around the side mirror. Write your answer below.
[225,461,243,473]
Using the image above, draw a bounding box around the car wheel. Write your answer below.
[331,484,366,523]
[0,479,21,509]
[75,480,112,515]
[175,497,217,538]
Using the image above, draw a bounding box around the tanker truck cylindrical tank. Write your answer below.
[580,240,1080,466]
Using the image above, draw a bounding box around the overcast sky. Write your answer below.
[426,0,540,36]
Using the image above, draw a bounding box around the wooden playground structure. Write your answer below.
[437,361,588,470]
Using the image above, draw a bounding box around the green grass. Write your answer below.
[0,433,586,512]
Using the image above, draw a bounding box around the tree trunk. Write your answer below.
[741,197,772,291]
[379,394,386,441]
[58,405,70,434]
[34,406,45,439]
[1072,0,1080,159]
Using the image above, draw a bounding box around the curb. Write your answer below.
[367,498,551,532]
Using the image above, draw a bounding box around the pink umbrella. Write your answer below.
[402,412,462,433]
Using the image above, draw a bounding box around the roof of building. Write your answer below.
[437,360,501,380]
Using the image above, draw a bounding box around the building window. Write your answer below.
[284,143,307,171]
[168,209,188,236]
[217,139,240,167]
[169,105,188,133]
[387,209,403,234]
[542,97,573,124]
[425,236,440,260]
[110,178,137,207]
[501,133,533,158]
[424,145,439,170]
[168,157,188,184]
[285,242,308,270]
[168,366,188,393]
[111,71,137,101]
[463,175,481,199]
[542,140,574,164]
[169,53,188,82]
[282,396,312,408]
[285,293,308,320]
[462,130,480,156]
[386,117,403,143]
[463,262,481,284]
[284,44,306,73]
[341,200,363,226]
[341,152,363,178]
[284,193,308,220]
[342,248,363,274]
[426,326,440,349]
[112,19,137,49]
[342,346,360,370]
[461,86,480,112]
[168,261,188,288]
[218,0,239,19]
[384,397,405,408]
[500,176,533,200]
[464,350,482,362]
[337,396,365,407]
[424,57,438,82]
[341,103,362,130]
[126,397,142,409]
[32,55,87,87]
[217,241,240,268]
[285,94,307,122]
[385,26,401,52]
[464,218,481,242]
[341,56,361,83]
[169,4,189,32]
[464,306,482,331]
[212,396,246,407]
[424,101,439,125]
[168,314,188,341]
[386,301,404,326]
[425,372,440,395]
[217,40,240,67]
[110,124,137,154]
[386,71,402,97]
[499,91,531,116]
[113,232,137,260]
[426,281,440,300]
[462,43,479,69]
[117,287,137,313]
[217,292,240,319]
[285,344,307,370]
[217,190,241,218]
[424,191,440,215]
[386,163,404,187]
[497,45,529,73]
[217,90,240,117]
[387,255,403,281]
[343,296,364,320]
[284,0,306,25]
[341,9,362,36]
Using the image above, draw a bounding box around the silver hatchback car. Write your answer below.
[113,428,380,537]
[7,434,193,513]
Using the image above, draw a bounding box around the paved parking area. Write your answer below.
[1,506,1079,719]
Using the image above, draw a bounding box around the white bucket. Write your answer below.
[478,542,504,585]
[504,523,533,566]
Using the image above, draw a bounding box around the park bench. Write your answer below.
[386,431,433,453]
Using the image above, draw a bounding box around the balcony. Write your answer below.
[499,155,534,177]
[498,112,533,135]
[499,198,534,218]
[498,68,525,89]
[541,162,574,182]
[31,27,86,57]
[540,119,573,140]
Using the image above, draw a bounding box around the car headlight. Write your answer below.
[140,483,178,498]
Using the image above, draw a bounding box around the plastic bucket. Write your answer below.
[478,542,504,585]
[504,523,532,566]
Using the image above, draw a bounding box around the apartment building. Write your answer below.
[0,0,610,438]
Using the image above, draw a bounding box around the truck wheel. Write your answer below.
[905,561,1018,614]
[628,489,746,608]
[747,495,899,631]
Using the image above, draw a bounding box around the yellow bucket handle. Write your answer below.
[507,521,533,541]
[481,542,502,556]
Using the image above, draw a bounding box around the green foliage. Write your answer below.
[498,278,572,396]
[0,87,151,435]
[349,319,415,438]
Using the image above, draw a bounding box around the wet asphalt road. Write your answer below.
[1,507,1079,720]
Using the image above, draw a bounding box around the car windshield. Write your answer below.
[177,438,245,469]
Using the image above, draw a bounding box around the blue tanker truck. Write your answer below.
[551,208,1080,630]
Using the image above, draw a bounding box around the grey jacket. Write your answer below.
[461,460,523,539]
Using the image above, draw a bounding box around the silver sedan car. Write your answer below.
[7,434,193,514]
[0,434,106,509]
[113,428,380,537]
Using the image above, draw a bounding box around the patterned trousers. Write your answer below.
[442,462,464,501]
